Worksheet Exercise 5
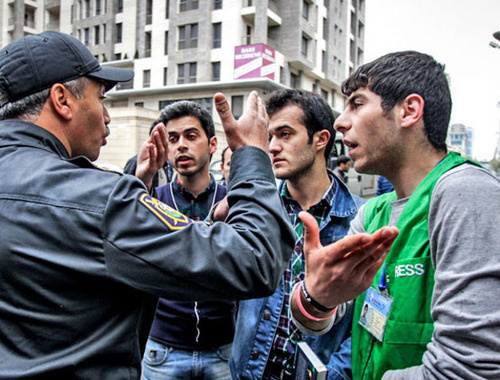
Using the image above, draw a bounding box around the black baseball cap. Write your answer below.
[0,31,134,107]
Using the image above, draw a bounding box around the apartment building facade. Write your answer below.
[1,0,372,193]
[448,123,474,158]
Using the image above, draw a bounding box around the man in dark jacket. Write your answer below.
[0,31,295,379]
[139,101,234,379]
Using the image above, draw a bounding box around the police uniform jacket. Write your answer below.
[0,120,294,379]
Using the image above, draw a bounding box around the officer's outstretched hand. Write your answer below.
[135,123,168,191]
[214,91,269,152]
[300,210,398,309]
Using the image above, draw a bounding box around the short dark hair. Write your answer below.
[265,89,335,159]
[341,51,451,152]
[159,100,215,140]
[336,155,351,166]
[221,146,231,165]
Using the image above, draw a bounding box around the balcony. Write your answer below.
[46,21,60,30]
[45,0,61,10]
[116,80,133,90]
[24,19,36,29]
[241,0,281,26]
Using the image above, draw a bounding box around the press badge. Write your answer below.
[358,287,393,342]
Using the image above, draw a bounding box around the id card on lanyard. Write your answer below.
[358,264,393,342]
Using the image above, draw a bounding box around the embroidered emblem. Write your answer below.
[139,193,193,230]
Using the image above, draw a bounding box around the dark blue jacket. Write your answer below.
[0,120,294,379]
[149,179,235,350]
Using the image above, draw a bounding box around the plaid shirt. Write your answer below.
[266,175,337,372]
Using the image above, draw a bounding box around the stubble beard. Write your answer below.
[275,151,316,182]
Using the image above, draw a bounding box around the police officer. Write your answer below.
[0,31,294,379]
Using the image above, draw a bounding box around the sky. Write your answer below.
[364,0,500,160]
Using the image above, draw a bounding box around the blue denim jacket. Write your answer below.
[230,175,364,380]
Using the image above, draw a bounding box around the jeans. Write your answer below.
[142,339,232,380]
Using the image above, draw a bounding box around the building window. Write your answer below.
[84,0,90,18]
[301,35,308,57]
[214,0,222,9]
[178,23,198,50]
[146,0,153,24]
[159,98,212,113]
[103,24,107,42]
[321,88,328,101]
[71,5,74,23]
[302,0,309,20]
[145,32,152,57]
[94,25,100,44]
[321,51,326,72]
[143,70,151,88]
[180,0,199,12]
[95,0,101,15]
[350,40,356,63]
[245,25,252,45]
[357,47,363,65]
[231,96,243,119]
[78,0,82,19]
[290,72,298,88]
[164,31,169,55]
[116,23,122,43]
[323,17,328,39]
[135,102,144,107]
[350,11,356,35]
[117,0,123,13]
[115,53,122,60]
[213,22,221,48]
[188,63,197,83]
[84,28,90,45]
[177,62,197,84]
[212,62,221,81]
[165,0,170,18]
[358,21,364,39]
[163,67,168,86]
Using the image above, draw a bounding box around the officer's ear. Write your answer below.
[49,83,75,121]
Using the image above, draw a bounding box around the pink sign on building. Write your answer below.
[234,43,276,80]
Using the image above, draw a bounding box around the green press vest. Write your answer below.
[352,152,470,379]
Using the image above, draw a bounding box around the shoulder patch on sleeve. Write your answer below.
[138,193,193,230]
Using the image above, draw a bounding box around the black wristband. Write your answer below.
[301,281,335,312]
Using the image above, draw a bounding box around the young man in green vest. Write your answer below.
[290,51,500,379]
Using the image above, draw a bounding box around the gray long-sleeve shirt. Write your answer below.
[349,164,500,379]
[0,120,294,379]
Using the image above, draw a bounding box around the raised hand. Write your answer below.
[135,122,168,191]
[300,211,399,309]
[214,91,269,152]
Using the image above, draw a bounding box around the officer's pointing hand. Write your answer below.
[214,91,269,152]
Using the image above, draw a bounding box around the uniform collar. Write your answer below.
[0,119,70,159]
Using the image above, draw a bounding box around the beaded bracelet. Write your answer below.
[301,280,335,312]
[296,282,337,322]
